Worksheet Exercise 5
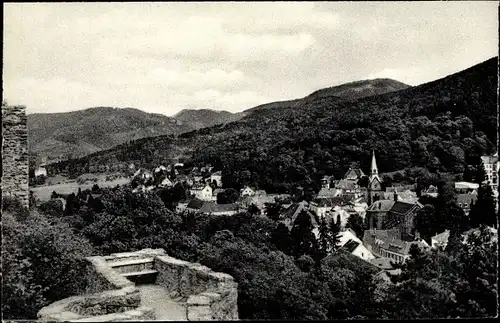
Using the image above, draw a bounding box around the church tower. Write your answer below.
[368,150,383,205]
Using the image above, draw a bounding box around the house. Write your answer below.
[431,230,450,249]
[343,165,365,181]
[133,168,153,180]
[339,239,375,261]
[457,193,478,216]
[309,196,351,219]
[455,181,479,193]
[382,190,418,204]
[281,201,318,231]
[159,177,174,188]
[335,179,362,197]
[236,194,274,214]
[198,202,240,216]
[481,153,499,191]
[321,175,334,189]
[385,199,422,240]
[154,165,167,174]
[190,184,214,201]
[240,186,255,197]
[316,186,342,199]
[422,185,438,197]
[34,166,47,177]
[210,171,223,187]
[363,229,429,264]
[366,200,395,230]
[185,198,204,213]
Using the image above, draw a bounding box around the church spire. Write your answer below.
[369,150,380,183]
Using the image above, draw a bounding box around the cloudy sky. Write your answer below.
[3,2,498,116]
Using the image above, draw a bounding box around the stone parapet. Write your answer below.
[155,255,238,320]
[37,249,238,321]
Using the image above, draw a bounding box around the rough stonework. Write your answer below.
[37,248,238,321]
[1,104,29,208]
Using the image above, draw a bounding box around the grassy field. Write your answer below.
[31,174,130,201]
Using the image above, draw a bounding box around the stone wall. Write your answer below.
[37,249,238,321]
[155,255,239,320]
[1,104,29,208]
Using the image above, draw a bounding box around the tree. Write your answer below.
[462,164,474,182]
[2,210,94,319]
[346,214,364,238]
[328,219,341,252]
[271,223,293,255]
[474,161,486,185]
[248,203,260,215]
[51,191,58,199]
[217,188,239,204]
[469,184,497,228]
[413,204,436,241]
[290,210,318,258]
[265,202,282,221]
[318,217,330,257]
[91,184,100,192]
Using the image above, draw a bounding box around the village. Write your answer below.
[34,150,499,283]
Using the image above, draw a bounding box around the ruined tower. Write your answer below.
[2,103,29,209]
[368,150,383,205]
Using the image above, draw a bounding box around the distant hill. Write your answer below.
[174,109,243,130]
[46,58,498,194]
[28,107,191,162]
[243,78,410,116]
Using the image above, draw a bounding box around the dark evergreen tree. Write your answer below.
[248,204,260,215]
[264,202,282,221]
[51,191,58,199]
[462,164,474,182]
[474,161,486,185]
[290,210,318,258]
[271,222,292,255]
[346,214,364,238]
[328,218,341,252]
[318,217,330,257]
[469,184,497,228]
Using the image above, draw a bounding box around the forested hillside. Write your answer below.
[174,109,243,130]
[47,58,498,194]
[28,107,191,161]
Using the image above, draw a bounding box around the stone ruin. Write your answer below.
[1,103,29,208]
[37,249,239,321]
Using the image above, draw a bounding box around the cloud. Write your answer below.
[2,2,498,116]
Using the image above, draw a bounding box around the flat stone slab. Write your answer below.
[138,284,187,321]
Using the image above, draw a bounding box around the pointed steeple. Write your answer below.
[369,150,380,183]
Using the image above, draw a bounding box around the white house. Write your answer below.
[337,229,375,261]
[190,184,214,201]
[431,230,450,249]
[240,186,255,197]
[154,165,167,173]
[159,177,174,188]
[210,171,223,187]
[34,166,47,177]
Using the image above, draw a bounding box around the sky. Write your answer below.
[3,2,498,116]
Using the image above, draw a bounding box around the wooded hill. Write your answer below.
[47,58,498,194]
